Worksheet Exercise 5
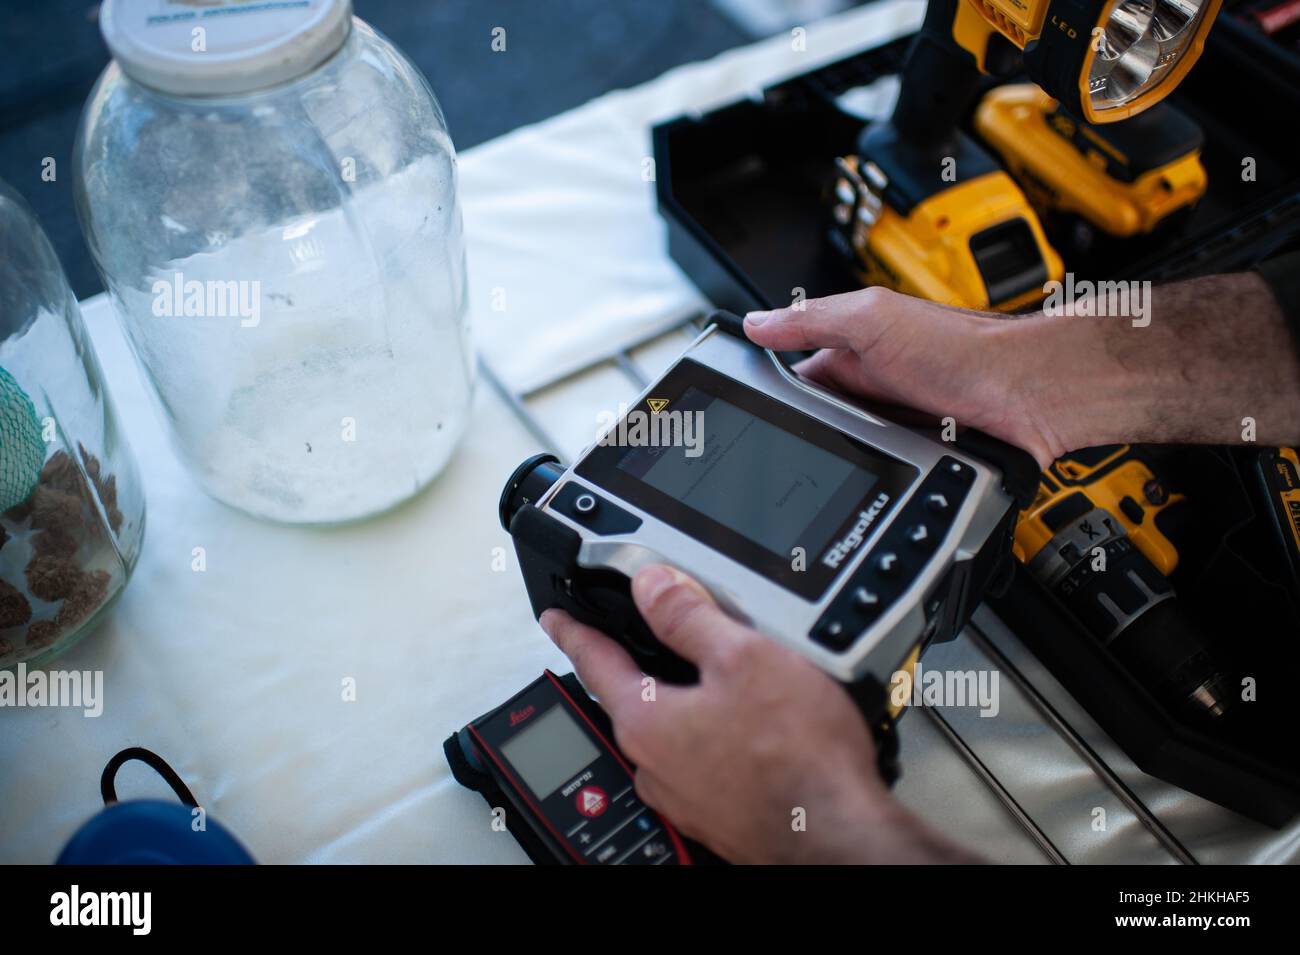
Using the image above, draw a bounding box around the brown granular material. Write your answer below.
[79,444,101,482]
[40,450,85,496]
[31,527,79,558]
[2,447,126,662]
[4,452,83,522]
[26,619,61,649]
[80,444,123,534]
[57,570,111,629]
[0,579,32,629]
[101,476,123,533]
[4,495,32,522]
[25,554,82,602]
[30,485,84,534]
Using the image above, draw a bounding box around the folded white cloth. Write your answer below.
[464,0,925,395]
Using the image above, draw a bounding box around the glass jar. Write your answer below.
[74,0,474,524]
[0,180,145,669]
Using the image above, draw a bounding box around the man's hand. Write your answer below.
[539,564,979,864]
[743,287,1067,467]
[743,278,1300,461]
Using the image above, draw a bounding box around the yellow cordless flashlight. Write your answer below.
[957,0,1223,122]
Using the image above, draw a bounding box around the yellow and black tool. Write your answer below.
[1254,447,1300,595]
[1014,445,1183,573]
[831,152,1060,310]
[831,0,1222,310]
[1014,445,1233,718]
[975,84,1208,240]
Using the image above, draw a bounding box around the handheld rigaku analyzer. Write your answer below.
[499,311,1037,773]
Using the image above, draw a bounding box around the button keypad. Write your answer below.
[810,456,974,653]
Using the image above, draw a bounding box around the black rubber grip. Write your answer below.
[707,308,749,339]
[955,429,1040,510]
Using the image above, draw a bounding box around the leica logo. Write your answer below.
[509,705,535,726]
[821,493,891,570]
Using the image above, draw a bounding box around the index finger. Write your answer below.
[743,287,894,352]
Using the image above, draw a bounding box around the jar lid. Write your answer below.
[99,0,353,97]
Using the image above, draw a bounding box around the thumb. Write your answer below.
[631,565,745,667]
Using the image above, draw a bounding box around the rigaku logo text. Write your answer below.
[50,885,151,935]
[821,492,891,570]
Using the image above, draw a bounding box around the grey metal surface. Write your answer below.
[968,607,1300,864]
[899,619,1183,863]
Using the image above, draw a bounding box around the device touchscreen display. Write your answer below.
[575,358,916,599]
[617,387,878,560]
[499,705,600,800]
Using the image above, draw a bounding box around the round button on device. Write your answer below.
[576,786,608,818]
[574,492,598,514]
[813,618,850,650]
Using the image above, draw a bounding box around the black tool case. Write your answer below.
[652,16,1300,826]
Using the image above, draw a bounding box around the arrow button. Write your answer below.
[908,524,933,551]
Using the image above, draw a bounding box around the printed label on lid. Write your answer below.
[101,0,353,96]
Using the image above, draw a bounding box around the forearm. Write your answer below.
[999,272,1300,454]
[771,779,984,865]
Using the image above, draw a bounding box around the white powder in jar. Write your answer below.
[114,155,475,523]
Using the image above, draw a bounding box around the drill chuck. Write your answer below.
[1027,505,1232,719]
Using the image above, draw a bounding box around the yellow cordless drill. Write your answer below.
[1014,445,1233,718]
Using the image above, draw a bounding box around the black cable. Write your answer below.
[100,747,199,808]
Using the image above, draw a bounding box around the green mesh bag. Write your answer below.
[0,364,44,513]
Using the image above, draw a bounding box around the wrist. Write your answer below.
[979,316,1089,463]
[986,311,1151,457]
